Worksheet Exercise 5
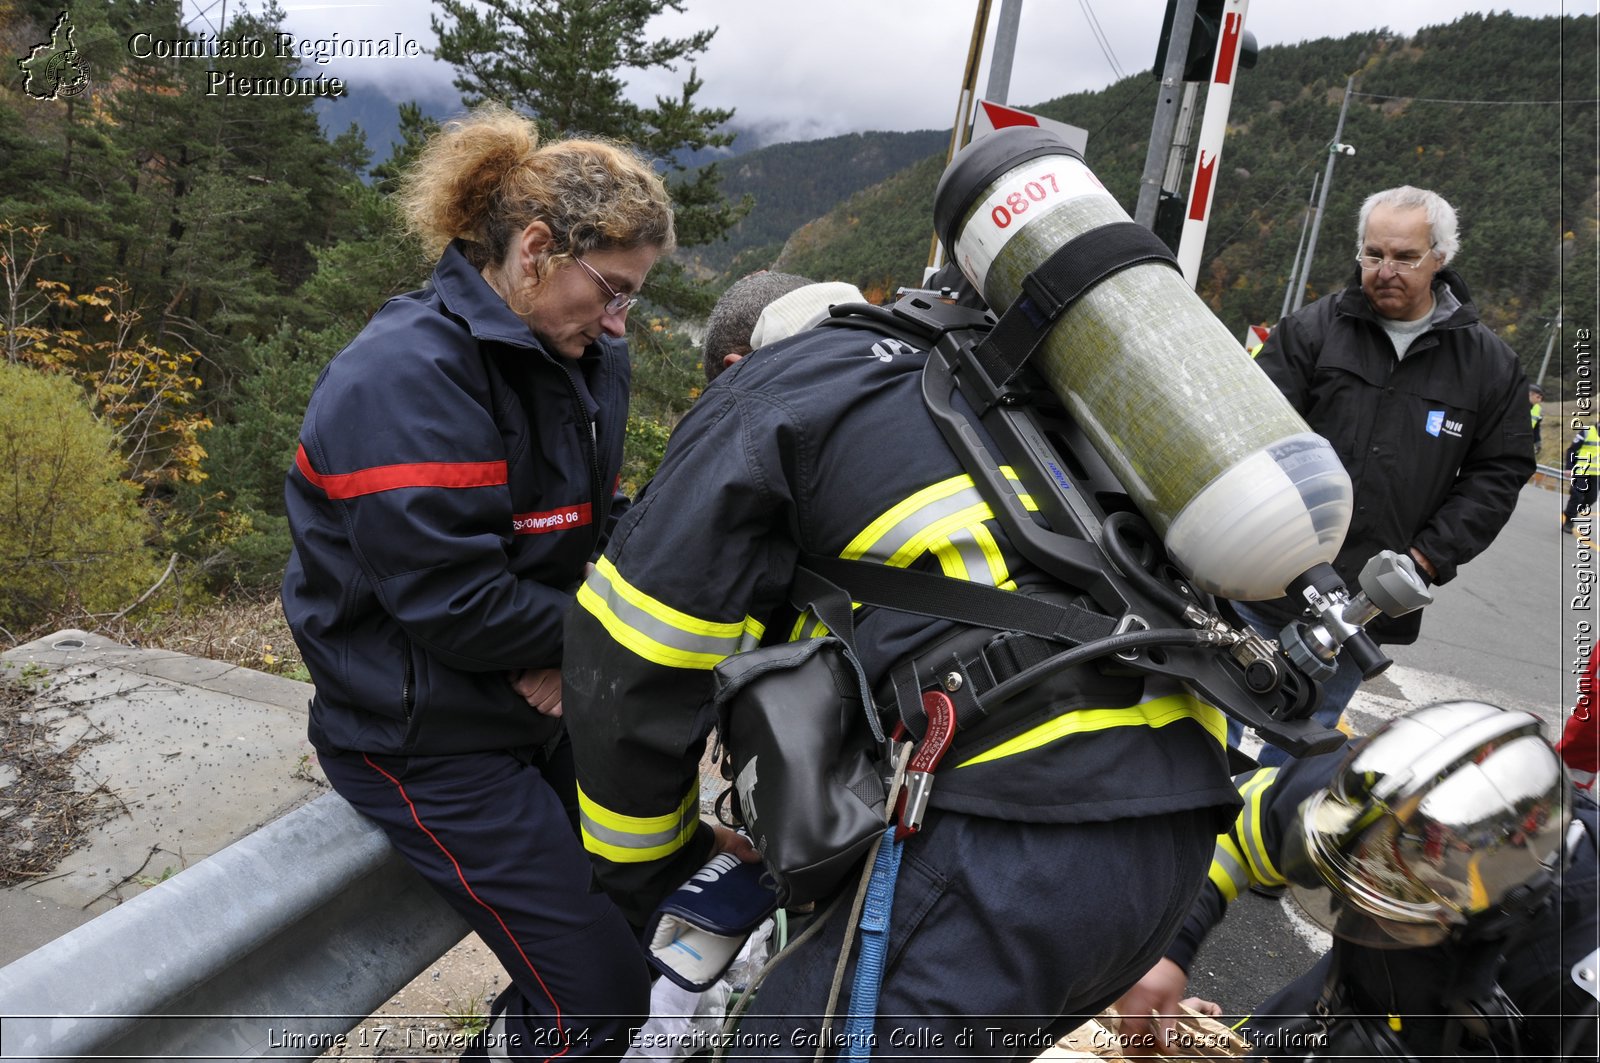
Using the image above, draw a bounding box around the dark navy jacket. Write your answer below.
[282,242,630,756]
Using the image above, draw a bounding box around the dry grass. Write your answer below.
[1,589,306,682]
[0,672,126,888]
[107,592,306,680]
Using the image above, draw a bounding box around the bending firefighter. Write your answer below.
[562,272,1243,1056]
[1115,700,1597,1061]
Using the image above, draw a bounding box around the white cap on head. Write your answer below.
[749,281,868,349]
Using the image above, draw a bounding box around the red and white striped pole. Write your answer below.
[1177,0,1249,287]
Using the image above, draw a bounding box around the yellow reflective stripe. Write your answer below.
[999,466,1039,512]
[842,475,975,560]
[886,502,994,568]
[1210,836,1250,902]
[927,525,1013,586]
[954,691,1227,768]
[1466,851,1491,911]
[1236,767,1285,885]
[578,782,700,864]
[786,610,838,642]
[842,476,1004,573]
[929,536,971,581]
[577,557,762,670]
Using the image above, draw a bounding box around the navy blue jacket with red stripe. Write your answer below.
[282,242,631,756]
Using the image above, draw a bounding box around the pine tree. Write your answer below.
[430,0,747,257]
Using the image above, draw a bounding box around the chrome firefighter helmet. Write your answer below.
[1283,700,1571,948]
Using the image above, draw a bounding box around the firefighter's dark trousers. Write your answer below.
[730,806,1216,1060]
[319,738,649,1061]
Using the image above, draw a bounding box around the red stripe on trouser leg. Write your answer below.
[361,754,572,1062]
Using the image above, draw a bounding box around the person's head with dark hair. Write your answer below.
[701,272,869,382]
[701,272,814,381]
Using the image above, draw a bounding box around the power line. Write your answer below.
[1350,91,1593,106]
[1076,0,1125,82]
[1087,76,1150,143]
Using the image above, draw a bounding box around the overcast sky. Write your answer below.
[255,1,1580,144]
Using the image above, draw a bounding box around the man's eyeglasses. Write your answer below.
[1356,252,1433,274]
[575,256,639,315]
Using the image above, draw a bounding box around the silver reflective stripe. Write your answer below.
[1238,768,1282,882]
[844,476,994,569]
[1213,844,1250,896]
[577,558,753,669]
[930,525,1009,586]
[578,808,685,854]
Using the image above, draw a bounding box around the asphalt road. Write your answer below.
[1177,479,1585,1020]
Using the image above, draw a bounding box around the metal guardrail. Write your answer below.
[0,794,468,1062]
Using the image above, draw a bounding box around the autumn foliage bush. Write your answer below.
[0,362,159,635]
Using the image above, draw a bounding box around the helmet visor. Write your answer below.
[1286,879,1452,949]
[1281,789,1458,949]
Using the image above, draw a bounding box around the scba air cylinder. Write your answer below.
[933,128,1351,600]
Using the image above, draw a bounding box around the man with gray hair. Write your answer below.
[1238,185,1533,764]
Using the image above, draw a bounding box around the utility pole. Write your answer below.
[984,0,1025,104]
[1136,0,1198,228]
[1293,75,1356,313]
[1537,310,1562,389]
[1281,170,1320,320]
[929,0,997,273]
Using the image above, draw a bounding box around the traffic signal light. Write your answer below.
[1153,0,1259,83]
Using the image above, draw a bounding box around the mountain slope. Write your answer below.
[762,13,1595,388]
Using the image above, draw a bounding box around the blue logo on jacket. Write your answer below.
[1425,410,1445,437]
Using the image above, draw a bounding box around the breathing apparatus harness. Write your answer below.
[775,271,1362,1058]
[811,274,1354,766]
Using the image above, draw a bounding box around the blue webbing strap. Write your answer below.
[842,824,904,1061]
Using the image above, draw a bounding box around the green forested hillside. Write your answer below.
[684,129,947,279]
[769,13,1596,390]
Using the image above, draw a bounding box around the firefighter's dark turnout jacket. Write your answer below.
[1167,755,1598,1059]
[563,321,1242,926]
[282,242,630,757]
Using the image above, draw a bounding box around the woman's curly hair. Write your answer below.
[395,102,675,270]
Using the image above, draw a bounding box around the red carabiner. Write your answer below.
[894,690,958,840]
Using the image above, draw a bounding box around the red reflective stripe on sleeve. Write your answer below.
[295,444,508,500]
[512,504,593,535]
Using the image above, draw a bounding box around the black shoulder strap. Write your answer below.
[973,221,1178,392]
[796,554,1116,647]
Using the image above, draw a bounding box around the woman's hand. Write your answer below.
[509,668,563,717]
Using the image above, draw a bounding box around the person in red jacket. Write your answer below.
[282,104,674,1061]
[1560,646,1598,791]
